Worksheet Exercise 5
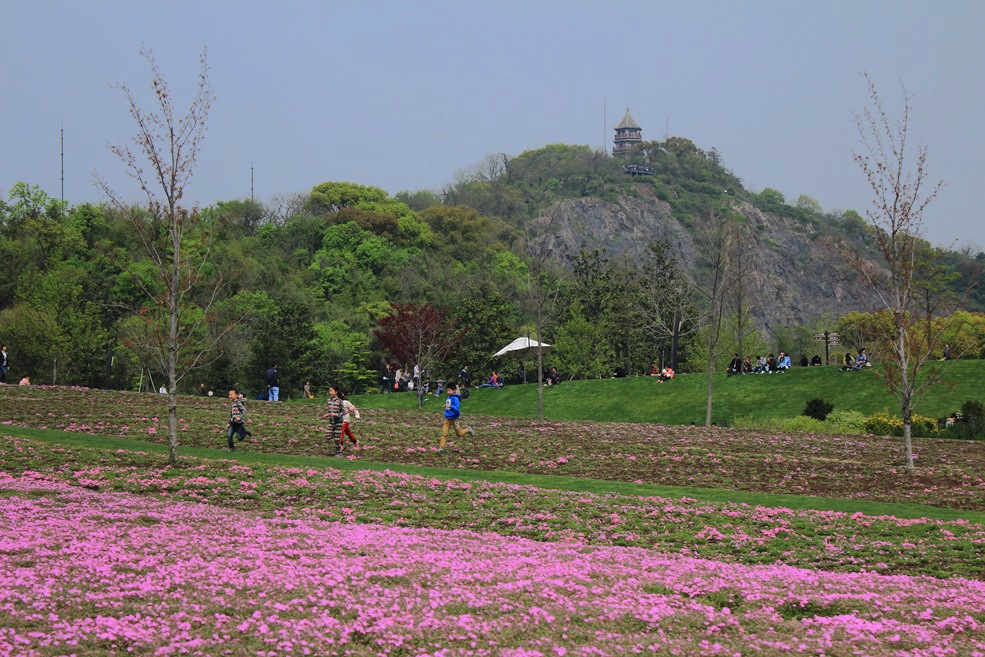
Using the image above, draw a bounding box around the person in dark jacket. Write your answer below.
[265,364,280,401]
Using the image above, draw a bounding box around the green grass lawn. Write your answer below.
[353,360,983,425]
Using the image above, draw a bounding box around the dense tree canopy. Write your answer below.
[1,136,981,395]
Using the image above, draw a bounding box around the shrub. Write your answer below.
[960,399,985,428]
[911,414,939,437]
[863,410,899,436]
[864,409,940,437]
[943,400,985,440]
[781,415,826,433]
[822,410,866,435]
[803,398,834,422]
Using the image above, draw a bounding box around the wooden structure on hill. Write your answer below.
[613,108,643,157]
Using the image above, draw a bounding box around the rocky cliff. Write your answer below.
[530,183,871,334]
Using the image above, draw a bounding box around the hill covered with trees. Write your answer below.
[1,137,982,396]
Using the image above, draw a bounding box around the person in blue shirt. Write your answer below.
[776,352,792,372]
[438,383,474,453]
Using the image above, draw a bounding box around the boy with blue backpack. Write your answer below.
[438,382,474,453]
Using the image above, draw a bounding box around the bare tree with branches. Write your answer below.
[851,72,968,473]
[521,214,566,421]
[96,47,236,465]
[694,207,743,426]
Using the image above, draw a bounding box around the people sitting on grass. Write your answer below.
[841,348,869,371]
[727,353,743,376]
[754,355,767,373]
[811,354,823,366]
[658,366,675,382]
[477,371,504,388]
[743,356,753,373]
[646,362,660,376]
[776,352,792,372]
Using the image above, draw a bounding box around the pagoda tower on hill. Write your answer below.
[613,108,642,156]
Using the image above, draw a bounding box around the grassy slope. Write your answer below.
[352,360,982,425]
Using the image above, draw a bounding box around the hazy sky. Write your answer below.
[3,1,983,247]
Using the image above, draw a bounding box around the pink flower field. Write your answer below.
[2,474,984,657]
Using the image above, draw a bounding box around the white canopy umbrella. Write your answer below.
[493,337,553,361]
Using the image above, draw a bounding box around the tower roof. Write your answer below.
[615,108,640,130]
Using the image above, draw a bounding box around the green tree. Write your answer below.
[249,299,321,398]
[308,182,391,214]
[450,295,520,377]
[394,189,441,211]
[796,194,823,214]
[552,302,614,379]
[754,188,786,213]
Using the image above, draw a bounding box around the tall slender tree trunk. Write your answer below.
[898,328,915,474]
[167,225,181,466]
[705,354,715,426]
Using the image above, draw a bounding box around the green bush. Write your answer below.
[781,416,826,433]
[863,409,940,437]
[822,410,867,435]
[961,399,985,428]
[942,400,985,440]
[803,398,834,422]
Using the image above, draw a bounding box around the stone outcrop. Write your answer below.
[529,186,872,334]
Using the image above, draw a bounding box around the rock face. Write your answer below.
[530,187,871,334]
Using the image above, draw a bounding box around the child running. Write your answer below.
[338,389,360,448]
[323,385,346,457]
[226,388,250,450]
[438,382,474,453]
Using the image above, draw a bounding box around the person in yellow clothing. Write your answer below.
[438,383,474,453]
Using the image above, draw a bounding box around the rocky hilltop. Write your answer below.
[530,183,870,334]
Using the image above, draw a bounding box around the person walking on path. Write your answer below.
[265,364,280,401]
[438,382,474,453]
[338,389,361,448]
[323,385,346,457]
[0,344,7,383]
[226,388,251,450]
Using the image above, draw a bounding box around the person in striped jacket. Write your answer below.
[323,385,346,457]
[226,388,250,450]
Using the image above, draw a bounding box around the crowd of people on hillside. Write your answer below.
[723,350,869,375]
[378,362,561,395]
